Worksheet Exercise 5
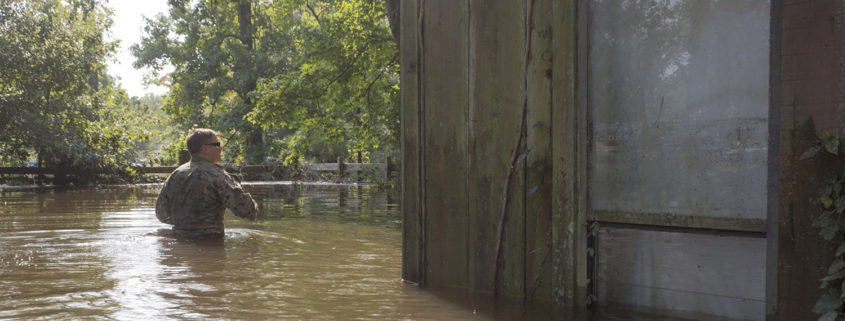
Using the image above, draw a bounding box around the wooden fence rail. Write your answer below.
[0,159,396,180]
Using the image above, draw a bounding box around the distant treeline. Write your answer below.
[0,0,400,185]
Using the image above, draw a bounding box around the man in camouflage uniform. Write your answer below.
[155,128,258,239]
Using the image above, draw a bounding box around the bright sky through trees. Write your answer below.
[105,0,170,97]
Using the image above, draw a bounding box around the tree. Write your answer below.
[132,0,294,164]
[0,0,149,184]
[132,0,399,166]
[249,0,399,165]
[117,93,184,167]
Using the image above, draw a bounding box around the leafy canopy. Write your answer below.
[250,0,399,165]
[132,0,296,164]
[0,0,152,184]
[133,0,399,165]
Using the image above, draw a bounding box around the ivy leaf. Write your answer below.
[821,224,840,240]
[813,291,845,314]
[822,134,840,155]
[819,311,838,321]
[802,145,823,160]
[821,197,835,209]
[841,280,845,298]
[836,244,845,257]
[822,184,835,199]
[837,198,845,215]
[822,270,845,282]
[829,259,845,275]
[815,211,836,228]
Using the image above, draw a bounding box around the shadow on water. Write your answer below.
[0,183,538,320]
[243,182,401,228]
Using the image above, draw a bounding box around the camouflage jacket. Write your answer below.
[155,157,258,237]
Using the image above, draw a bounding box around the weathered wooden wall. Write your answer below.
[402,0,845,319]
[400,0,578,313]
[777,0,845,319]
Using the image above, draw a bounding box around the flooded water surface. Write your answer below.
[0,183,488,320]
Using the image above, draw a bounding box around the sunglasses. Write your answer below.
[204,142,222,147]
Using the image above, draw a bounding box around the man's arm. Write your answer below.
[218,173,259,220]
[155,185,172,224]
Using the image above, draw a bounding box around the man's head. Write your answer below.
[187,128,222,163]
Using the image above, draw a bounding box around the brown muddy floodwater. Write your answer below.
[0,183,491,320]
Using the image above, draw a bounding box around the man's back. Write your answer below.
[155,158,258,238]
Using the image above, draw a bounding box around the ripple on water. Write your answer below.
[0,184,492,320]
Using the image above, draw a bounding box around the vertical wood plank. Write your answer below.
[574,0,590,314]
[400,0,422,285]
[423,0,470,290]
[552,0,585,316]
[766,1,781,319]
[467,0,526,299]
[525,0,554,306]
[502,0,528,301]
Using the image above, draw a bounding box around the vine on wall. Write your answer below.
[805,132,845,321]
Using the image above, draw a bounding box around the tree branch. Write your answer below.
[364,72,384,108]
[306,3,321,25]
[315,41,371,99]
[362,54,398,107]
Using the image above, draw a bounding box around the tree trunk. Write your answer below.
[385,0,400,47]
[237,0,254,53]
[237,0,265,164]
[244,128,265,164]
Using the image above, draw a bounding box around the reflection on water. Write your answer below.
[0,183,488,320]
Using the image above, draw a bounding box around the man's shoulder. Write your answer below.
[190,160,234,186]
[174,162,193,172]
[169,162,196,177]
[196,160,227,174]
[168,160,222,178]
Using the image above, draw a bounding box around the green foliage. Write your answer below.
[807,133,845,321]
[249,0,399,165]
[132,0,295,164]
[1,0,111,156]
[803,132,841,160]
[1,0,406,184]
[132,0,399,173]
[0,0,155,184]
[119,94,184,167]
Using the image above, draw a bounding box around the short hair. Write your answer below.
[186,128,218,154]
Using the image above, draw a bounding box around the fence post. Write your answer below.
[386,157,392,180]
[337,156,345,180]
[357,151,363,182]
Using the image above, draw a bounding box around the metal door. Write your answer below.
[581,1,772,319]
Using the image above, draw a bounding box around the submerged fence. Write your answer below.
[0,158,396,182]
